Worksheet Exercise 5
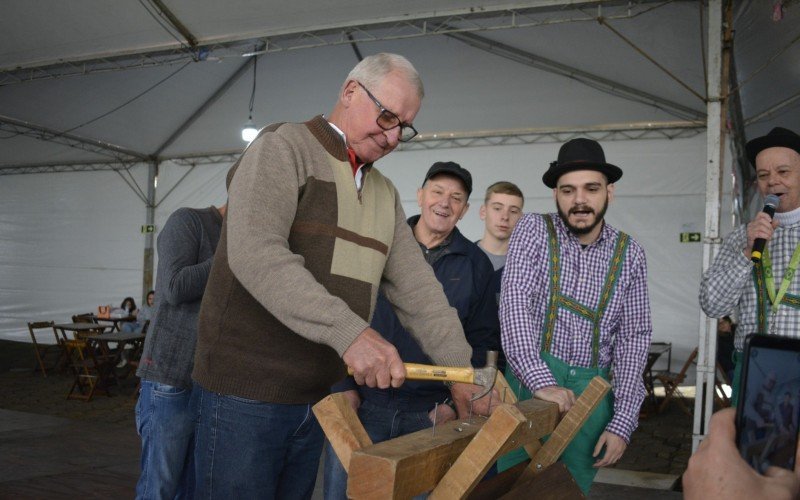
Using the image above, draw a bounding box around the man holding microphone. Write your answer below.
[701,127,800,406]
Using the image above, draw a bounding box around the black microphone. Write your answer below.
[751,194,781,263]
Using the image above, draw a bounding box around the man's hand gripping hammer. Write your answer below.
[348,351,498,401]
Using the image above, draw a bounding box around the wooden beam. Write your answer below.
[468,462,583,500]
[468,462,527,500]
[348,398,558,499]
[312,393,372,471]
[516,377,611,485]
[427,373,544,500]
[430,375,609,499]
[429,404,530,499]
[494,371,542,459]
[500,463,583,500]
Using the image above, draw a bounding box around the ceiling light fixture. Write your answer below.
[241,118,257,143]
[241,54,258,142]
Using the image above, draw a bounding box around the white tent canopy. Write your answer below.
[1,0,798,443]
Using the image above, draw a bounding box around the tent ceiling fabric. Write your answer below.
[734,1,800,137]
[1,0,796,173]
[0,1,649,70]
[0,0,768,401]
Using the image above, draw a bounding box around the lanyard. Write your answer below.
[762,243,800,320]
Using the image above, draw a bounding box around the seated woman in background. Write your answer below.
[135,290,155,332]
[120,297,138,317]
[120,295,148,333]
[118,292,154,366]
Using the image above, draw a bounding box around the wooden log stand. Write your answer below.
[313,376,610,499]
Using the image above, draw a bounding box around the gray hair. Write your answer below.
[345,53,424,99]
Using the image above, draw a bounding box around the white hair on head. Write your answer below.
[345,53,424,99]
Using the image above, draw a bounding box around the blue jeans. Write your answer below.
[193,383,324,499]
[323,399,432,500]
[135,380,197,500]
[123,321,142,333]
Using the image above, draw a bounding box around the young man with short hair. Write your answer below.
[477,181,524,372]
[477,181,525,270]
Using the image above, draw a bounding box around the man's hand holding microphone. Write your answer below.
[748,194,781,262]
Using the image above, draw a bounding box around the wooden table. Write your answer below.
[93,315,137,332]
[54,324,115,400]
[53,322,111,341]
[84,331,146,367]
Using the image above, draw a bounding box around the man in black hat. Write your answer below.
[323,161,501,499]
[701,126,800,406]
[499,138,652,493]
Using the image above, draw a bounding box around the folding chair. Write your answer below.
[643,342,672,413]
[72,313,97,324]
[70,314,106,340]
[655,347,698,415]
[64,339,115,401]
[27,321,63,377]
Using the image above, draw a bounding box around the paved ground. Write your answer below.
[617,405,693,477]
[0,339,690,497]
[0,344,138,423]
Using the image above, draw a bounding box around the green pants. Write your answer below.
[496,352,613,494]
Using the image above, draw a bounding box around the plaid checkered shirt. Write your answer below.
[500,213,652,442]
[700,220,800,350]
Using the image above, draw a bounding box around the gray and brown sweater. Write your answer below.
[192,116,472,404]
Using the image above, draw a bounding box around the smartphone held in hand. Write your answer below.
[735,334,800,473]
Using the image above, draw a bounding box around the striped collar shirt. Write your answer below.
[500,213,652,441]
[700,220,800,350]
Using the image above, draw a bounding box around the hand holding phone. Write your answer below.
[684,408,800,499]
[736,334,800,474]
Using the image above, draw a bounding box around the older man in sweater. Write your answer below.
[191,53,488,498]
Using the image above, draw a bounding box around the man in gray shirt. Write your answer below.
[476,181,524,303]
[134,204,225,500]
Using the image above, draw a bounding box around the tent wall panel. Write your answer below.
[1,134,730,376]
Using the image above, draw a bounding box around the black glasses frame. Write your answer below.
[356,81,418,142]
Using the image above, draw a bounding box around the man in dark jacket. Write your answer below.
[323,161,500,499]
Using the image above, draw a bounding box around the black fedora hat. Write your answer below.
[542,138,622,188]
[745,127,800,168]
[423,161,473,196]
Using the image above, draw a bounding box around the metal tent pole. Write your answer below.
[142,161,158,301]
[693,0,725,452]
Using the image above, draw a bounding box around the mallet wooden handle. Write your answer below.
[347,363,475,384]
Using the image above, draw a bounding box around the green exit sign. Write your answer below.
[141,224,155,234]
[680,232,701,243]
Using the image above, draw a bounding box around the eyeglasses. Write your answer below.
[356,81,418,142]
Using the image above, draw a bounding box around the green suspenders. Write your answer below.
[541,215,630,367]
[753,244,800,334]
[753,262,769,334]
